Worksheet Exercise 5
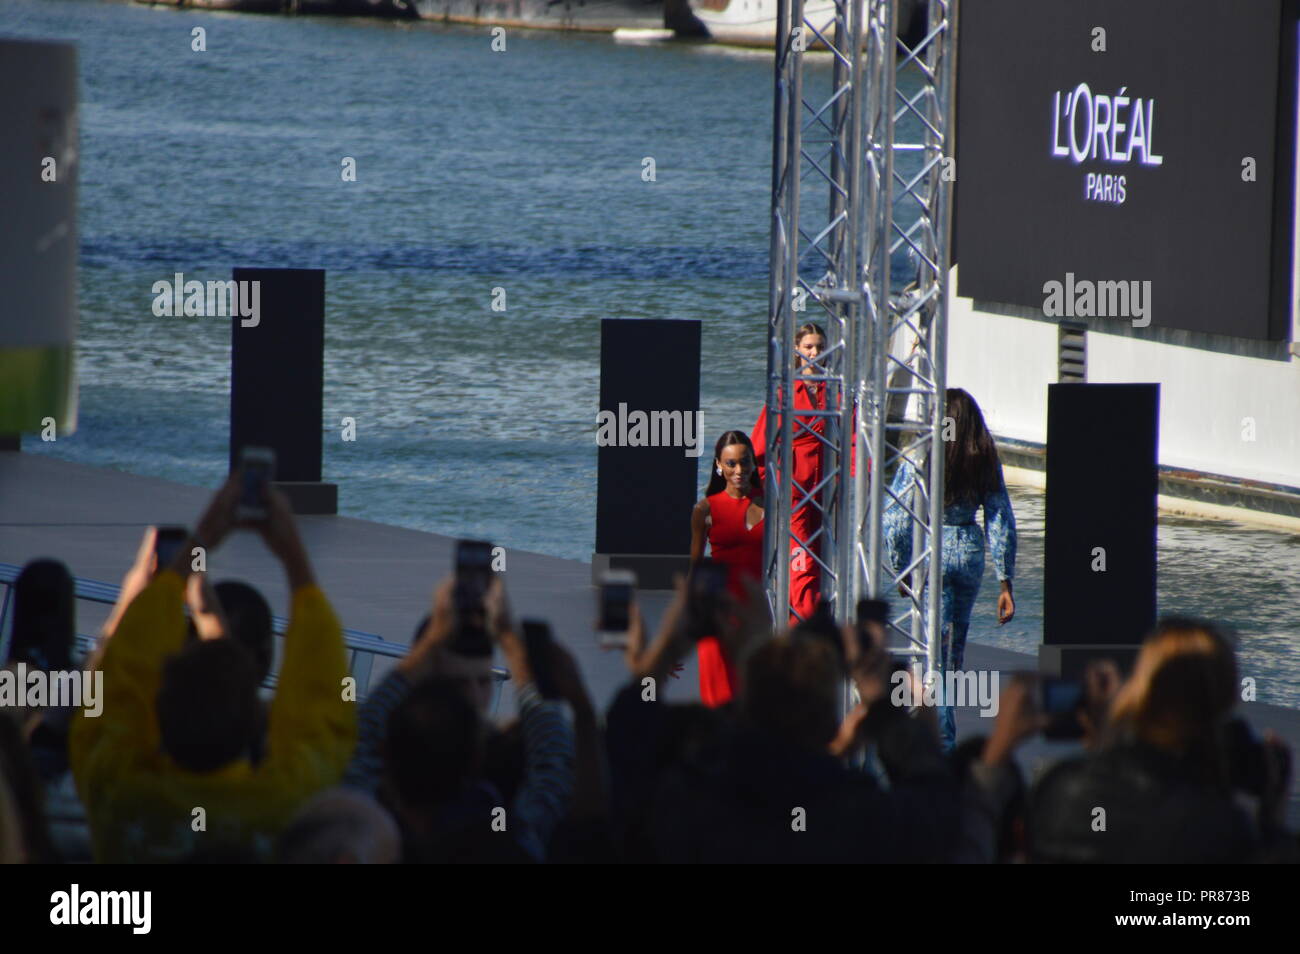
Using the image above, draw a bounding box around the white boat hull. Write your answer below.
[689,0,923,49]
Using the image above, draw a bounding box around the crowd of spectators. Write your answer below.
[0,474,1294,864]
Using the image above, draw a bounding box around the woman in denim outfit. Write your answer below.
[884,388,1016,751]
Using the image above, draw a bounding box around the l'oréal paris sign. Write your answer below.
[1051,84,1163,205]
[953,0,1296,341]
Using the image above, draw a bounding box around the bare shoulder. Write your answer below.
[693,497,712,521]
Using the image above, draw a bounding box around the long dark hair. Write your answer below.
[11,559,74,672]
[943,388,1001,507]
[705,430,762,497]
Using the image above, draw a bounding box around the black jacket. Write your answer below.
[1028,741,1256,863]
[644,706,958,863]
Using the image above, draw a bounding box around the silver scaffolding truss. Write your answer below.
[764,0,957,674]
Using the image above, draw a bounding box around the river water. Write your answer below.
[5,0,1298,705]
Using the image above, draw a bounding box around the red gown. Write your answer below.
[752,379,825,623]
[698,488,764,707]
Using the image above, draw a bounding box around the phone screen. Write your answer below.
[685,560,728,641]
[240,465,266,509]
[237,447,275,519]
[522,620,561,699]
[1041,677,1086,741]
[457,540,493,572]
[599,583,631,632]
[154,527,188,567]
[1041,678,1083,716]
[455,540,494,614]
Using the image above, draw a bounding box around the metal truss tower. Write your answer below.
[764,0,958,674]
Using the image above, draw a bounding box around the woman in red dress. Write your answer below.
[688,430,764,707]
[751,321,826,624]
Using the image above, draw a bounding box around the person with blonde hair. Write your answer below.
[1105,618,1240,757]
[1029,618,1293,863]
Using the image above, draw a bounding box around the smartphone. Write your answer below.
[236,446,276,522]
[681,559,728,642]
[454,539,495,616]
[1040,676,1085,740]
[596,570,636,648]
[154,526,188,568]
[856,597,890,656]
[688,559,730,641]
[521,619,562,700]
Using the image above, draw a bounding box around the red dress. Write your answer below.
[752,379,825,623]
[698,488,764,707]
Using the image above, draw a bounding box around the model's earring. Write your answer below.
[716,466,722,475]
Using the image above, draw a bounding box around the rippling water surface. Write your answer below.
[5,0,1297,704]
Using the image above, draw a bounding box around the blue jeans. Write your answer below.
[937,616,974,753]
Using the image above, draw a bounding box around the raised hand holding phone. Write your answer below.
[685,559,728,642]
[982,674,1045,767]
[596,570,636,649]
[522,620,563,700]
[186,472,242,568]
[399,577,458,680]
[455,538,495,641]
[186,573,228,641]
[153,526,188,569]
[98,526,161,646]
[253,483,314,590]
[235,446,275,523]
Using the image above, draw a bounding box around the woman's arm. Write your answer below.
[983,466,1018,623]
[689,498,709,568]
[88,527,157,672]
[982,468,1017,581]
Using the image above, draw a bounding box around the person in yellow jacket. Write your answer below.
[69,473,357,863]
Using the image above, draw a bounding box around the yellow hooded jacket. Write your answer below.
[69,570,357,863]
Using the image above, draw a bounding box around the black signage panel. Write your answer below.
[1044,383,1158,651]
[595,318,701,557]
[954,0,1297,340]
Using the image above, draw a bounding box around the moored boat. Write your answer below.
[687,0,926,49]
[410,0,665,32]
[132,0,418,16]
